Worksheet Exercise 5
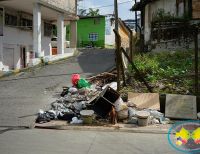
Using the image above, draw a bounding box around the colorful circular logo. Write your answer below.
[168,120,200,153]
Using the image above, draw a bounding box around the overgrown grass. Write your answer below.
[128,50,199,94]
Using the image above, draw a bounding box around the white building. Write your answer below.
[105,16,115,46]
[0,0,78,71]
[132,0,200,52]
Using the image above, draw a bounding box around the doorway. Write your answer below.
[21,46,26,68]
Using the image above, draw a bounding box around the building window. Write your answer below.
[20,18,32,30]
[89,33,98,41]
[44,22,53,37]
[5,13,18,26]
[0,8,3,36]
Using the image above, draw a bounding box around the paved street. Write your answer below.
[0,49,115,127]
[0,129,177,154]
[0,49,179,154]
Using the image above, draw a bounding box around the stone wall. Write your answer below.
[149,21,200,52]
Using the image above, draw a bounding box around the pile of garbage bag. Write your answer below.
[36,74,170,126]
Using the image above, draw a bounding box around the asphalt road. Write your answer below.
[0,129,178,154]
[0,49,115,127]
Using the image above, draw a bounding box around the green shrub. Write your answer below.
[129,51,195,89]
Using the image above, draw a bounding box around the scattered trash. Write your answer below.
[114,97,128,112]
[36,109,51,124]
[93,97,114,118]
[93,86,119,118]
[61,87,69,97]
[117,109,129,120]
[78,88,89,95]
[136,111,150,127]
[87,72,117,87]
[57,113,75,122]
[71,74,80,86]
[152,118,160,124]
[100,86,120,103]
[128,107,137,118]
[80,110,94,124]
[102,82,117,91]
[77,78,91,89]
[198,113,200,119]
[127,117,138,124]
[68,87,78,94]
[160,117,171,124]
[148,110,164,119]
[70,117,83,124]
[46,110,57,120]
[36,72,173,127]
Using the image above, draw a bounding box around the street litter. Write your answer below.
[136,111,150,127]
[80,110,94,124]
[35,73,172,128]
[102,82,117,91]
[70,117,83,124]
[197,112,200,119]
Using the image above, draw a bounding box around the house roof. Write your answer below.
[131,0,156,11]
[79,15,106,19]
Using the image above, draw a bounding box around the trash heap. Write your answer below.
[36,73,170,126]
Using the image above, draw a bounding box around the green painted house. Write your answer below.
[77,16,105,48]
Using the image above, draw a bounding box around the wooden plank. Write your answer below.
[192,0,200,19]
[121,48,153,92]
[165,94,197,119]
[128,92,160,110]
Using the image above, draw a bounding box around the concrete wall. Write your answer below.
[1,20,51,70]
[144,0,177,43]
[105,18,115,46]
[40,0,76,13]
[105,32,115,46]
[143,0,200,52]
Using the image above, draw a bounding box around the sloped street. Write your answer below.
[0,49,115,127]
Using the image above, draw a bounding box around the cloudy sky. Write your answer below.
[78,0,135,20]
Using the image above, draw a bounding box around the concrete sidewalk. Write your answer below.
[0,129,177,154]
[35,120,172,134]
[0,50,79,79]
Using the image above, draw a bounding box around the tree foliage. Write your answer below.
[87,8,100,16]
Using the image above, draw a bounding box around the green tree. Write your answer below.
[87,8,100,16]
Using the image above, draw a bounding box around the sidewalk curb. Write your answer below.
[47,49,80,65]
[35,125,170,134]
[0,50,80,79]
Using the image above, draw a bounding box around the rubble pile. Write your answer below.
[36,73,170,126]
[87,72,117,87]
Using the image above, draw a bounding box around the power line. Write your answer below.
[81,0,134,10]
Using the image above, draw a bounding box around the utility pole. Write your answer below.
[114,0,120,91]
[194,27,199,95]
[135,0,137,32]
[114,0,119,31]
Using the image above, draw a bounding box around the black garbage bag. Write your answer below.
[57,112,76,122]
[60,87,69,97]
[36,113,51,124]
